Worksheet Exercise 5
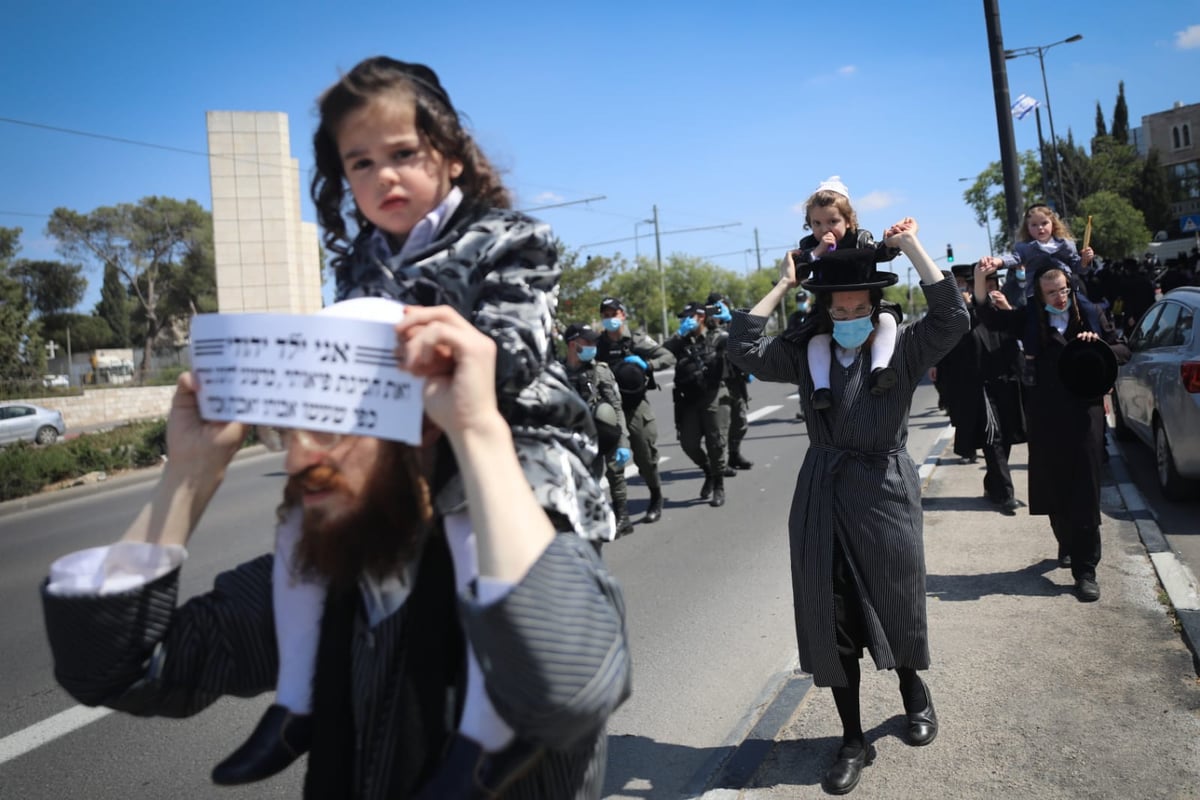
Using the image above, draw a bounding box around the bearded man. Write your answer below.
[41,304,630,799]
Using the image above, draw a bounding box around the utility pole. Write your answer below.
[983,0,1025,243]
[652,205,667,338]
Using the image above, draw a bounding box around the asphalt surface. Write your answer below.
[697,438,1200,799]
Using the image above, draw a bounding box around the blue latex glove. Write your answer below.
[623,354,649,371]
[715,301,732,322]
[676,317,699,337]
[747,374,756,383]
[614,447,632,467]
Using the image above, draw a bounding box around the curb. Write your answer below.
[1105,438,1200,675]
[690,419,956,798]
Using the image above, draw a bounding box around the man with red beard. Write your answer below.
[41,304,631,799]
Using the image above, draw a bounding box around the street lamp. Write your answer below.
[651,206,668,338]
[958,177,995,256]
[1005,34,1083,216]
[634,219,653,261]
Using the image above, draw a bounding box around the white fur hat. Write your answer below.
[815,175,851,202]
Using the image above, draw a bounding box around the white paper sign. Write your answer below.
[189,312,424,445]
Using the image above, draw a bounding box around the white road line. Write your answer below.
[0,705,113,765]
[746,404,783,423]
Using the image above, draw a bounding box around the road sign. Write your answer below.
[1181,214,1200,233]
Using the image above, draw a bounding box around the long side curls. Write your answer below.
[310,57,512,270]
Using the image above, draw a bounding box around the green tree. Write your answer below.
[39,312,116,352]
[961,151,1043,251]
[95,262,132,347]
[47,196,212,376]
[1111,81,1130,145]
[0,227,46,390]
[1094,102,1108,140]
[556,245,624,327]
[9,258,87,315]
[1130,149,1173,235]
[1072,191,1150,260]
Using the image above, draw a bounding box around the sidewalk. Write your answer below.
[714,441,1200,799]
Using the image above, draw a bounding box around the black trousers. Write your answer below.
[982,441,1014,503]
[1050,512,1102,581]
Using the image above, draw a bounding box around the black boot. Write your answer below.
[710,476,725,507]
[615,510,635,537]
[699,471,714,500]
[812,388,833,410]
[643,488,663,524]
[730,450,754,470]
[212,704,312,785]
[722,464,738,477]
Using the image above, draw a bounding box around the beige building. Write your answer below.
[205,111,323,314]
[1134,100,1200,235]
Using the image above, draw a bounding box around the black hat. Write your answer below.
[1058,338,1118,399]
[563,322,600,344]
[800,248,899,291]
[677,301,707,319]
[705,291,726,306]
[599,296,625,313]
[951,262,975,279]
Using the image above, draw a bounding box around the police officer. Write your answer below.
[707,291,753,470]
[597,297,676,524]
[563,322,635,536]
[665,302,729,507]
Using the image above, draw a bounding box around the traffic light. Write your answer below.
[946,244,954,264]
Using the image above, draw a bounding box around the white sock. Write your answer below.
[272,508,325,715]
[443,512,516,752]
[870,314,898,373]
[808,333,832,390]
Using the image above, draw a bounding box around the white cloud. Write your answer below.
[855,190,898,212]
[803,65,857,86]
[534,191,565,204]
[837,65,857,77]
[1174,24,1200,49]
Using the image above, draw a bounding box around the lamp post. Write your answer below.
[634,219,653,261]
[651,205,668,338]
[958,177,995,256]
[1005,34,1083,217]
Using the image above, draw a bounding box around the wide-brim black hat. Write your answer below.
[800,248,899,291]
[950,262,975,280]
[1059,338,1118,399]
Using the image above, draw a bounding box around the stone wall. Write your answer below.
[21,386,176,431]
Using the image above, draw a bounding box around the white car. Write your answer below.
[0,402,67,446]
[1113,287,1200,500]
[42,374,70,388]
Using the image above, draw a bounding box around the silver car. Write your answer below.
[1113,286,1200,500]
[0,402,67,446]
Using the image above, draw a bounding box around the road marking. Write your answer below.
[747,404,783,423]
[0,704,113,765]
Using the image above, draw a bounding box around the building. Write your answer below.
[1133,100,1200,241]
[205,111,323,314]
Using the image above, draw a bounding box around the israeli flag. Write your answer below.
[1011,93,1039,121]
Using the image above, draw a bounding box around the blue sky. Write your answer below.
[2,0,1197,311]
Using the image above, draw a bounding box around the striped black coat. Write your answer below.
[41,534,631,799]
[727,279,968,687]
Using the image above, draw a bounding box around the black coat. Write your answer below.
[978,301,1128,527]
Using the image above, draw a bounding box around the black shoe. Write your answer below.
[710,481,725,507]
[822,743,875,795]
[700,473,714,500]
[795,411,806,421]
[212,705,312,785]
[643,490,663,524]
[722,465,738,478]
[812,388,833,411]
[905,686,938,747]
[615,513,635,537]
[1075,577,1100,602]
[413,734,544,799]
[730,453,754,470]
[1000,497,1018,515]
[1057,553,1072,569]
[869,366,898,396]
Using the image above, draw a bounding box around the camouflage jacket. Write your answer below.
[336,203,614,541]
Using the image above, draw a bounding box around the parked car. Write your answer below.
[1113,286,1200,500]
[42,374,70,388]
[0,402,67,446]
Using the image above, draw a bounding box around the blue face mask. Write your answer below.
[601,317,623,332]
[832,316,875,349]
[798,302,810,312]
[1045,298,1072,315]
[579,345,597,362]
[1015,268,1026,280]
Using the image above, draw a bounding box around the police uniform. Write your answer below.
[596,297,677,524]
[563,323,635,537]
[665,302,729,507]
[707,292,753,470]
